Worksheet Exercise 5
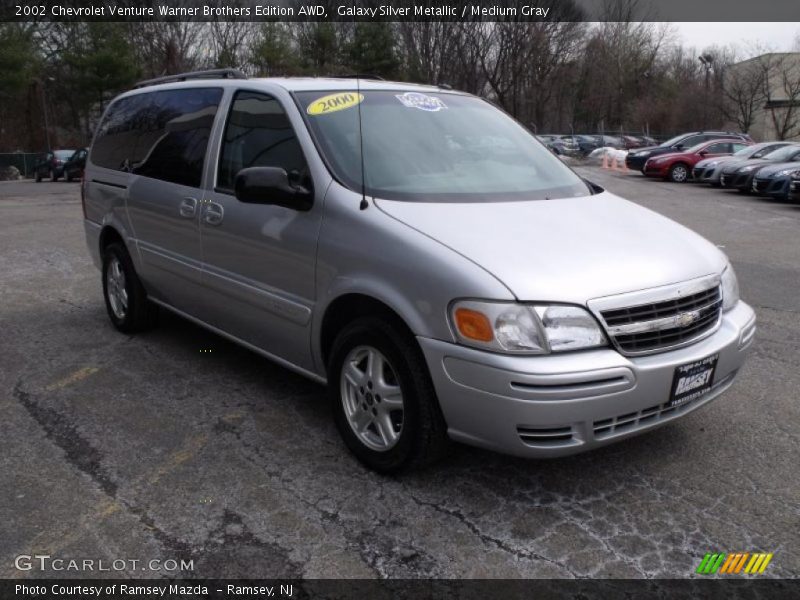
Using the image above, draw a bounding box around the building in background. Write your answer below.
[723,52,800,141]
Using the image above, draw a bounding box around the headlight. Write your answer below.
[740,165,757,172]
[450,300,607,354]
[707,161,719,168]
[721,265,740,312]
[776,168,800,177]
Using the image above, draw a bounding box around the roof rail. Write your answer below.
[134,68,247,89]
[332,74,385,81]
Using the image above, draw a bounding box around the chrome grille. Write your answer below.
[600,286,722,354]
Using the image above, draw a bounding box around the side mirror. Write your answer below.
[699,150,708,156]
[234,167,313,211]
[674,144,684,150]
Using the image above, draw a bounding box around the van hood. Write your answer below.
[375,191,726,304]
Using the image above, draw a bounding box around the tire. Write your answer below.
[35,169,42,183]
[101,242,158,333]
[50,169,58,182]
[668,163,689,183]
[65,169,72,182]
[328,316,449,473]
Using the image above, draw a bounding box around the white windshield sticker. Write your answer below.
[395,92,448,112]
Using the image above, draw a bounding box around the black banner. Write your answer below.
[2,0,800,22]
[4,579,800,600]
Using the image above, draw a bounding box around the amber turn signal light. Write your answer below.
[454,308,493,342]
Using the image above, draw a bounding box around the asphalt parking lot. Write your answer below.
[1,170,798,580]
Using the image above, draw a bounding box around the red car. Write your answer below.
[643,139,752,182]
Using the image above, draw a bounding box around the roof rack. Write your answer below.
[134,68,247,89]
[332,74,385,81]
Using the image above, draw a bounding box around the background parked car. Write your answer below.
[791,174,800,201]
[751,161,800,200]
[536,135,578,156]
[63,148,87,182]
[626,131,752,173]
[692,142,794,186]
[644,139,751,183]
[34,149,76,182]
[720,144,800,193]
[621,135,647,149]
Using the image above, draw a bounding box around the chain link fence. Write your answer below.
[0,152,40,179]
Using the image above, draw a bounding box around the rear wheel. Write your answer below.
[668,163,689,183]
[50,169,58,182]
[35,169,42,183]
[65,169,73,182]
[328,316,448,473]
[102,243,158,333]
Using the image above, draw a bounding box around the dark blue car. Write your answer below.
[751,161,800,200]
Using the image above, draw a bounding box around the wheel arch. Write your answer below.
[99,225,125,253]
[318,292,421,373]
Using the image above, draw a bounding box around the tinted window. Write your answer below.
[218,91,309,191]
[680,135,705,148]
[92,88,222,188]
[705,143,730,154]
[731,143,748,153]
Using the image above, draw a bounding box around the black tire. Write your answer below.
[50,169,58,182]
[668,163,690,183]
[65,169,73,182]
[328,316,449,473]
[35,170,42,183]
[101,242,158,333]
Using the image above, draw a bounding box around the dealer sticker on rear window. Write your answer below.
[307,92,364,116]
[395,92,448,112]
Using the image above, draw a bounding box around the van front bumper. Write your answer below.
[418,301,756,458]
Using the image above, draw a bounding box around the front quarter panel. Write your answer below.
[312,183,515,373]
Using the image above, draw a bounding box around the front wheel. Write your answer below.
[668,163,689,183]
[102,243,158,333]
[65,169,73,182]
[328,317,448,473]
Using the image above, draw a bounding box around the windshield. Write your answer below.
[736,145,763,157]
[764,145,800,161]
[660,134,686,147]
[686,142,707,154]
[55,150,75,160]
[297,90,590,202]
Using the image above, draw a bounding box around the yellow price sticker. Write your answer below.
[307,92,365,116]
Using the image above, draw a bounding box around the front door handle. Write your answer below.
[203,202,224,226]
[179,197,198,218]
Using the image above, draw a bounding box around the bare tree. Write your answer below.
[764,54,800,140]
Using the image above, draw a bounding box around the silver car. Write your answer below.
[82,72,756,472]
[693,141,794,185]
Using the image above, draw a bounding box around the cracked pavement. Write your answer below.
[1,172,798,579]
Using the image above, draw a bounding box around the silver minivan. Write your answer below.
[83,70,756,472]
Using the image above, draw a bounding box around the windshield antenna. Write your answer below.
[356,72,368,210]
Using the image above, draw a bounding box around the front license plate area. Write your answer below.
[669,354,719,408]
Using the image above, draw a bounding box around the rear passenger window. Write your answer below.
[705,143,730,154]
[91,88,223,188]
[217,91,309,192]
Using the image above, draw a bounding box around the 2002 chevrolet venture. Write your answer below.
[82,70,756,472]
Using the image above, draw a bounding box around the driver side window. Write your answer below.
[217,91,309,192]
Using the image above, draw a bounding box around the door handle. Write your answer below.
[203,202,224,226]
[179,197,198,218]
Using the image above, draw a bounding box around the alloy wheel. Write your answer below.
[340,345,405,451]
